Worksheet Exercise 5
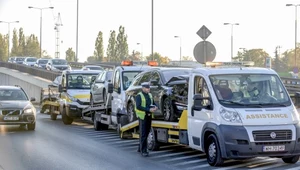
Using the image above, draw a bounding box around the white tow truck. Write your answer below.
[82,60,157,130]
[118,62,300,166]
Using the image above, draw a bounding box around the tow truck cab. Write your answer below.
[58,70,102,125]
[109,61,158,126]
[187,64,300,166]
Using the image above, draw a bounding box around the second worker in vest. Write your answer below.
[135,82,157,157]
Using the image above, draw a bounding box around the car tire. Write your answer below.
[147,127,160,151]
[50,106,57,120]
[93,112,101,131]
[127,102,137,123]
[163,97,176,122]
[61,108,73,125]
[282,156,300,164]
[206,134,224,166]
[27,122,36,131]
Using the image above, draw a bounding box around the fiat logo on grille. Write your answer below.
[270,132,277,139]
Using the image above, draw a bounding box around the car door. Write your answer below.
[111,69,121,118]
[91,72,103,103]
[188,74,214,150]
[149,71,164,114]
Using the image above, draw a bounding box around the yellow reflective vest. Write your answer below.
[135,92,154,120]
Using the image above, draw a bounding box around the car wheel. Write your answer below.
[93,112,101,131]
[50,106,57,120]
[206,134,224,166]
[163,97,176,122]
[147,127,160,151]
[282,156,300,164]
[61,107,73,125]
[127,102,137,123]
[27,122,36,131]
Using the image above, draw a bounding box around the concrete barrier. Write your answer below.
[0,67,52,103]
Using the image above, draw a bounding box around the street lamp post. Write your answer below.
[137,43,143,59]
[174,36,182,66]
[28,6,54,58]
[224,23,239,61]
[286,4,300,71]
[0,21,19,58]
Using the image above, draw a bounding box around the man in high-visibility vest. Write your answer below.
[135,82,157,157]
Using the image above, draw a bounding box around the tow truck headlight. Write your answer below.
[67,94,78,102]
[24,108,33,114]
[219,107,242,123]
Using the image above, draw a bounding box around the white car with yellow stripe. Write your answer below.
[58,70,102,125]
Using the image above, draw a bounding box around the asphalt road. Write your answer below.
[0,108,300,170]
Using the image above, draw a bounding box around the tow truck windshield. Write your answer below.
[67,74,98,89]
[123,71,141,90]
[209,74,291,108]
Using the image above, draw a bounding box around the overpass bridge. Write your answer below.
[0,61,300,104]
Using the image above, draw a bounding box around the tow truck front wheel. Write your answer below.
[62,108,73,125]
[206,134,224,166]
[282,155,300,164]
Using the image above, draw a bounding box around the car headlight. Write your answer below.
[219,107,242,123]
[24,108,33,114]
[68,95,78,102]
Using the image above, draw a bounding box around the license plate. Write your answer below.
[263,145,285,152]
[4,116,19,121]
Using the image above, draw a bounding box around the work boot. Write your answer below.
[141,152,149,157]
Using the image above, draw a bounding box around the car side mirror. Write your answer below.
[108,83,113,93]
[294,92,300,108]
[108,80,111,83]
[30,97,36,102]
[192,94,212,116]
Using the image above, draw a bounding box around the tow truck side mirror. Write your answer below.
[192,94,212,116]
[294,92,300,108]
[108,83,113,93]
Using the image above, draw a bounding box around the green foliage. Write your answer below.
[94,31,104,62]
[18,28,26,56]
[65,48,76,62]
[238,49,270,67]
[24,34,40,57]
[106,30,117,62]
[146,52,170,65]
[87,56,97,62]
[116,26,129,61]
[182,56,193,61]
[128,50,142,61]
[9,28,41,58]
[0,34,8,61]
[11,29,18,57]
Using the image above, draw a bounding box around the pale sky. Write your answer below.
[0,0,299,62]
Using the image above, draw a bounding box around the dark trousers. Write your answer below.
[139,114,152,153]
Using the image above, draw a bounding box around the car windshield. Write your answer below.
[52,59,67,65]
[162,69,191,83]
[87,66,103,70]
[27,58,37,62]
[67,74,99,89]
[123,71,141,90]
[209,74,291,108]
[16,58,24,61]
[38,59,48,64]
[107,71,113,80]
[0,89,28,101]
